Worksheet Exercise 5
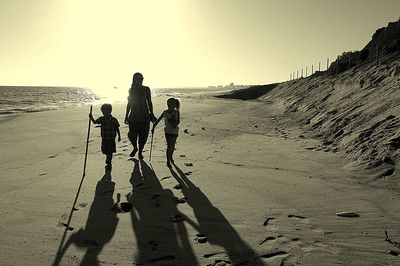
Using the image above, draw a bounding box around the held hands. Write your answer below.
[150,113,157,123]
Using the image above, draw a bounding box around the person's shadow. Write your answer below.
[52,168,119,266]
[128,159,198,265]
[170,163,266,266]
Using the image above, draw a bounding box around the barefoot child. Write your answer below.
[152,98,180,167]
[89,104,121,167]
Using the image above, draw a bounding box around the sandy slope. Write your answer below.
[256,55,400,191]
[0,96,400,265]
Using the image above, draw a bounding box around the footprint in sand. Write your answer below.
[48,155,56,158]
[170,214,184,223]
[173,184,183,190]
[161,176,172,181]
[208,259,233,266]
[263,217,275,226]
[195,233,208,243]
[179,154,186,158]
[73,202,88,211]
[258,236,276,245]
[57,215,74,231]
[288,214,307,220]
[174,197,188,204]
[184,162,194,167]
[203,252,225,259]
[39,172,47,176]
[260,250,287,259]
[60,223,74,231]
[184,171,193,176]
[304,147,316,150]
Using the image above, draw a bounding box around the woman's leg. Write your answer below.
[128,123,139,157]
[138,122,150,159]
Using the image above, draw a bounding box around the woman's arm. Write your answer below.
[176,110,180,125]
[152,111,164,132]
[145,87,155,121]
[124,100,131,124]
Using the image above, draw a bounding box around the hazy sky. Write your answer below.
[0,0,399,94]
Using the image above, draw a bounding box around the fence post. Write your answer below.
[326,58,329,70]
[297,70,299,79]
[319,62,321,71]
[301,68,303,77]
[311,64,313,75]
[306,66,308,77]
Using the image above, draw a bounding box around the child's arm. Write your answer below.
[151,111,164,133]
[116,127,121,142]
[89,114,99,124]
[145,87,156,122]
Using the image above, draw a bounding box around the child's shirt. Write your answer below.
[95,115,120,140]
[163,110,179,135]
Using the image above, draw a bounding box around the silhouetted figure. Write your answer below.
[128,159,198,265]
[152,98,180,167]
[90,104,121,167]
[170,164,266,265]
[53,169,119,265]
[125,73,156,160]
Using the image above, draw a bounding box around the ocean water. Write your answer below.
[0,86,96,116]
[0,86,228,117]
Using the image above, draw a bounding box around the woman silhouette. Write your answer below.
[124,72,155,159]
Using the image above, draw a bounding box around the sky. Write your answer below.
[0,0,399,95]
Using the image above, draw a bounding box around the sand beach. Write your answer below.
[0,94,399,266]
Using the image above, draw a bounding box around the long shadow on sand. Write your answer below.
[170,163,266,266]
[52,168,118,266]
[128,159,198,265]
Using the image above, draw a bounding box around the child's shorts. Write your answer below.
[101,140,116,154]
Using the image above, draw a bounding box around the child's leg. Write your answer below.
[165,135,173,166]
[138,122,150,158]
[169,136,177,163]
[128,123,139,156]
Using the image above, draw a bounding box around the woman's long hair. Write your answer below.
[129,72,144,96]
